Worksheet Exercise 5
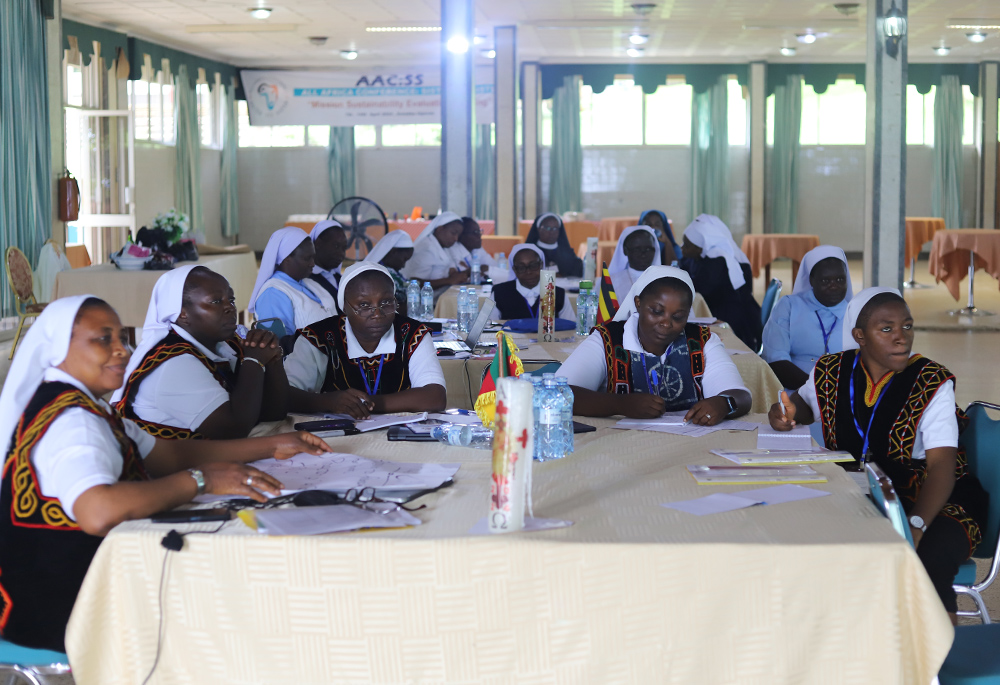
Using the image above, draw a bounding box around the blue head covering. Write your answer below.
[638,209,682,262]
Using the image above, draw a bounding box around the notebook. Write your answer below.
[686,464,827,485]
[434,298,495,354]
[756,424,814,450]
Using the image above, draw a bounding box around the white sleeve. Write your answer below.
[476,249,496,266]
[916,380,959,451]
[797,365,822,418]
[558,295,576,321]
[32,409,125,521]
[123,419,157,457]
[407,336,446,388]
[760,296,793,364]
[402,244,449,281]
[129,355,231,431]
[285,335,329,393]
[701,333,750,399]
[557,331,608,391]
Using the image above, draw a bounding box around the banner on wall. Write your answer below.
[240,67,494,126]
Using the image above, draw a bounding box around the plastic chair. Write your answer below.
[953,401,1000,624]
[5,247,48,360]
[0,637,72,684]
[865,462,915,545]
[760,278,782,327]
[938,624,1000,684]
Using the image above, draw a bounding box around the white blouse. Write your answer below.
[32,368,155,520]
[285,319,445,393]
[130,325,238,432]
[558,315,750,399]
[797,364,957,460]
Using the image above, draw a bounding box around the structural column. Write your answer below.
[748,61,766,235]
[862,0,907,289]
[47,0,65,246]
[521,62,540,222]
[440,0,474,215]
[979,61,998,229]
[494,26,517,236]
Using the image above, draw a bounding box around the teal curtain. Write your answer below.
[0,0,51,316]
[173,65,202,234]
[328,127,356,204]
[932,75,964,229]
[474,123,495,220]
[689,75,730,224]
[769,75,802,234]
[548,75,582,214]
[220,83,239,239]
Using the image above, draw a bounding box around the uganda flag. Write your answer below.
[596,261,619,324]
[474,332,524,428]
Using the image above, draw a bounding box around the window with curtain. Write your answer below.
[906,85,976,146]
[766,78,865,146]
[128,72,175,145]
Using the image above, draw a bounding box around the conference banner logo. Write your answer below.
[240,68,494,126]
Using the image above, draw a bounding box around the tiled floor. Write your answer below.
[2,258,998,621]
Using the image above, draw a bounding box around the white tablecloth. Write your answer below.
[65,414,953,684]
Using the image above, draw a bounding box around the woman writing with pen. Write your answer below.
[557,266,752,422]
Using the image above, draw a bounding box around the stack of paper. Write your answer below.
[686,464,827,484]
[252,452,460,495]
[615,412,757,437]
[711,449,854,465]
[355,413,427,432]
[253,503,422,536]
[756,424,814,450]
[662,484,831,515]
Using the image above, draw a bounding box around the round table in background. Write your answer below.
[740,234,821,284]
[929,228,1000,316]
[904,217,945,288]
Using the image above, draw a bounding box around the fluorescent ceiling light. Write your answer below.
[933,46,951,55]
[780,46,796,56]
[340,50,358,60]
[796,33,817,44]
[248,7,271,19]
[446,36,470,53]
[967,31,988,43]
[482,49,496,59]
[948,20,1000,30]
[626,47,643,57]
[629,33,649,45]
[366,25,440,33]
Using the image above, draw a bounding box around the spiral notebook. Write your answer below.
[756,424,813,450]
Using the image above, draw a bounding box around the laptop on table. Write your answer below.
[434,298,495,355]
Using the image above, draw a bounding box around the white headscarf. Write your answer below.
[249,227,311,313]
[415,212,462,245]
[608,226,662,275]
[841,287,902,350]
[337,262,395,312]
[792,245,853,301]
[364,229,414,266]
[613,265,696,322]
[506,244,547,282]
[683,214,750,290]
[310,219,344,241]
[109,264,201,404]
[0,295,96,454]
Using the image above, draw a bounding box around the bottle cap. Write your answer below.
[579,280,594,289]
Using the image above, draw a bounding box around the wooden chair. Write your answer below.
[65,245,91,269]
[5,247,47,360]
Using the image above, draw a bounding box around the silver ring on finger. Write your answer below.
[246,475,254,486]
[706,414,711,419]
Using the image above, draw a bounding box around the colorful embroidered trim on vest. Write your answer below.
[595,322,711,398]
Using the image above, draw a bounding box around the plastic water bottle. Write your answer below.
[420,281,434,321]
[576,281,593,336]
[430,423,493,449]
[470,250,482,285]
[555,376,575,455]
[524,374,544,461]
[406,280,420,319]
[496,252,507,270]
[670,259,679,268]
[456,287,469,334]
[537,377,565,461]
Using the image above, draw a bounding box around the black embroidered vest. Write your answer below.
[814,350,988,554]
[115,331,242,439]
[299,316,432,394]
[0,382,149,651]
[492,280,567,320]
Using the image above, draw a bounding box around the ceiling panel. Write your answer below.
[61,0,1000,68]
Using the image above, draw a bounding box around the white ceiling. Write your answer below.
[61,0,1000,68]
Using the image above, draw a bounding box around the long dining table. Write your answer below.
[65,409,952,684]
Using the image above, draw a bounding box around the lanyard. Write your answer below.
[848,354,893,468]
[639,340,672,392]
[814,310,837,354]
[360,355,385,396]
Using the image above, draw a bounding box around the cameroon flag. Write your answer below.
[596,261,619,324]
[474,332,524,428]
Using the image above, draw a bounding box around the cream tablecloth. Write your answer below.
[52,252,258,328]
[66,413,952,684]
[439,323,782,414]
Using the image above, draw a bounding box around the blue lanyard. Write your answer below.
[360,355,385,396]
[848,354,893,467]
[814,310,837,354]
[639,341,672,392]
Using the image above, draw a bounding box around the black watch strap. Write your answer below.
[720,394,738,416]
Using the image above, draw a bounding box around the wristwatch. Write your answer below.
[909,515,927,533]
[187,468,206,496]
[719,394,739,417]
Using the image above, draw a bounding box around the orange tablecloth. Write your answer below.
[740,234,821,282]
[597,217,641,242]
[387,220,497,241]
[905,217,945,264]
[481,235,523,257]
[929,228,1000,301]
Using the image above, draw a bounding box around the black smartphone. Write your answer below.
[150,508,232,523]
[293,418,356,431]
